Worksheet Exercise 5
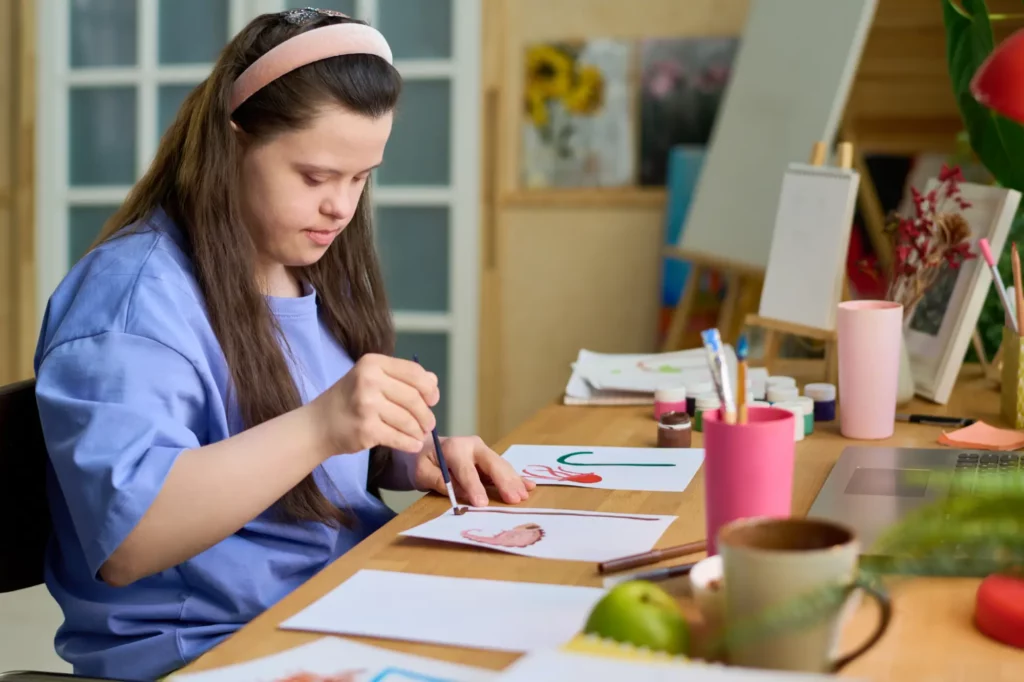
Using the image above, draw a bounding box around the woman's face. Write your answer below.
[238,103,393,286]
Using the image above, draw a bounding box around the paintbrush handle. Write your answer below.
[597,539,707,574]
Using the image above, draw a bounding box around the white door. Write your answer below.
[36,0,481,436]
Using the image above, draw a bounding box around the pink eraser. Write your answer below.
[979,238,996,266]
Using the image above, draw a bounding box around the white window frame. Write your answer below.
[36,0,481,436]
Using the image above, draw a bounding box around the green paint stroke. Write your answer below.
[556,451,676,467]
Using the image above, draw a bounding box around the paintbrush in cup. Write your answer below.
[736,333,749,424]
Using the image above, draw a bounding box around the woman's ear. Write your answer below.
[229,119,248,146]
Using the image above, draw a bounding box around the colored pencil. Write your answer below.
[736,333,749,424]
[602,561,698,589]
[413,354,461,513]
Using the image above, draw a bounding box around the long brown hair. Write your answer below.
[92,11,401,527]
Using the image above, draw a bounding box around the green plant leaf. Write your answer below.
[943,0,1024,190]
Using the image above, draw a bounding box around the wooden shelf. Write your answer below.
[500,187,668,209]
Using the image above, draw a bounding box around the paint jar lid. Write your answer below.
[804,382,837,401]
[658,411,692,430]
[748,400,772,408]
[655,386,687,403]
[688,381,714,395]
[767,375,797,388]
[794,395,815,414]
[696,394,721,409]
[767,385,800,403]
[773,401,804,417]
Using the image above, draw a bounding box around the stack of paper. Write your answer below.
[564,347,766,406]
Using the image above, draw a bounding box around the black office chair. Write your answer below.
[0,380,126,682]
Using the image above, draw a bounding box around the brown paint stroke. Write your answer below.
[459,508,659,522]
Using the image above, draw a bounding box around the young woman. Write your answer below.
[33,8,534,680]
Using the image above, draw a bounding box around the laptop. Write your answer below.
[807,445,1021,553]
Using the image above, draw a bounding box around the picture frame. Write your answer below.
[904,181,1021,404]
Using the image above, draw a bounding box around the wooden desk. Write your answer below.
[178,363,1023,680]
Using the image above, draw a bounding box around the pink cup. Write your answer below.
[837,300,903,440]
[702,406,796,555]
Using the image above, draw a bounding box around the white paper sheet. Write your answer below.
[280,570,605,653]
[494,649,851,681]
[168,637,495,682]
[399,507,676,562]
[500,445,703,492]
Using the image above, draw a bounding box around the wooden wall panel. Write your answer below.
[0,0,35,385]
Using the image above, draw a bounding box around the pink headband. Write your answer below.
[229,23,394,114]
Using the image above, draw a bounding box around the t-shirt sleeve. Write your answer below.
[36,331,206,577]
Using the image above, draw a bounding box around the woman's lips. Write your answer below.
[304,228,340,247]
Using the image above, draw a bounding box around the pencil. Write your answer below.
[736,334,749,424]
[597,539,707,574]
[413,354,462,514]
[1013,243,1023,336]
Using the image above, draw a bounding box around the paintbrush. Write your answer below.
[1014,243,1024,337]
[736,333,749,424]
[413,354,463,515]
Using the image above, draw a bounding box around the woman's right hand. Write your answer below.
[311,353,440,456]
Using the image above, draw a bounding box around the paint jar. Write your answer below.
[657,411,692,448]
[794,395,815,436]
[804,382,837,421]
[687,381,714,416]
[767,385,800,404]
[694,394,722,432]
[654,386,687,420]
[774,401,805,441]
[767,375,797,390]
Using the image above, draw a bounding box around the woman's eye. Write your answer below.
[303,174,325,186]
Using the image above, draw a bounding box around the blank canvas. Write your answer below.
[675,0,876,270]
[757,164,860,331]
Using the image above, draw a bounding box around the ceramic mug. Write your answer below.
[717,517,891,673]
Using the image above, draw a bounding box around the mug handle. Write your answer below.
[830,579,892,672]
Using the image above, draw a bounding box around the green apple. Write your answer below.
[583,580,690,655]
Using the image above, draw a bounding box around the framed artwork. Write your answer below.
[904,181,1021,403]
[638,36,738,186]
[520,39,634,188]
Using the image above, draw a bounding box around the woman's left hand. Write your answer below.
[413,436,536,507]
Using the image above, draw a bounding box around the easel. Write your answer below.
[659,251,764,351]
[743,141,855,385]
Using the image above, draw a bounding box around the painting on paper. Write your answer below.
[500,445,704,493]
[520,39,634,188]
[399,507,676,563]
[638,37,739,186]
[166,638,493,682]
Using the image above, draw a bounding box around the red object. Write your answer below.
[971,29,1024,123]
[974,573,1024,649]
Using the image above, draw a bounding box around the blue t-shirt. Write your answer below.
[34,209,397,680]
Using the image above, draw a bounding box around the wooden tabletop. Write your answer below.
[178,362,1024,680]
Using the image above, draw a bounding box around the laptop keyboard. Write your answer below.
[952,452,1020,492]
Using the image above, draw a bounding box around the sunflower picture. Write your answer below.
[521,39,634,188]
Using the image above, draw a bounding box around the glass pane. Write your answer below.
[394,332,449,433]
[376,207,449,312]
[70,0,137,67]
[285,1,356,15]
[158,0,229,64]
[378,0,452,59]
[158,84,197,137]
[69,205,118,266]
[69,87,136,186]
[377,80,450,186]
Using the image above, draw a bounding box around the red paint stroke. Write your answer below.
[461,523,545,548]
[521,464,602,484]
[276,671,365,682]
